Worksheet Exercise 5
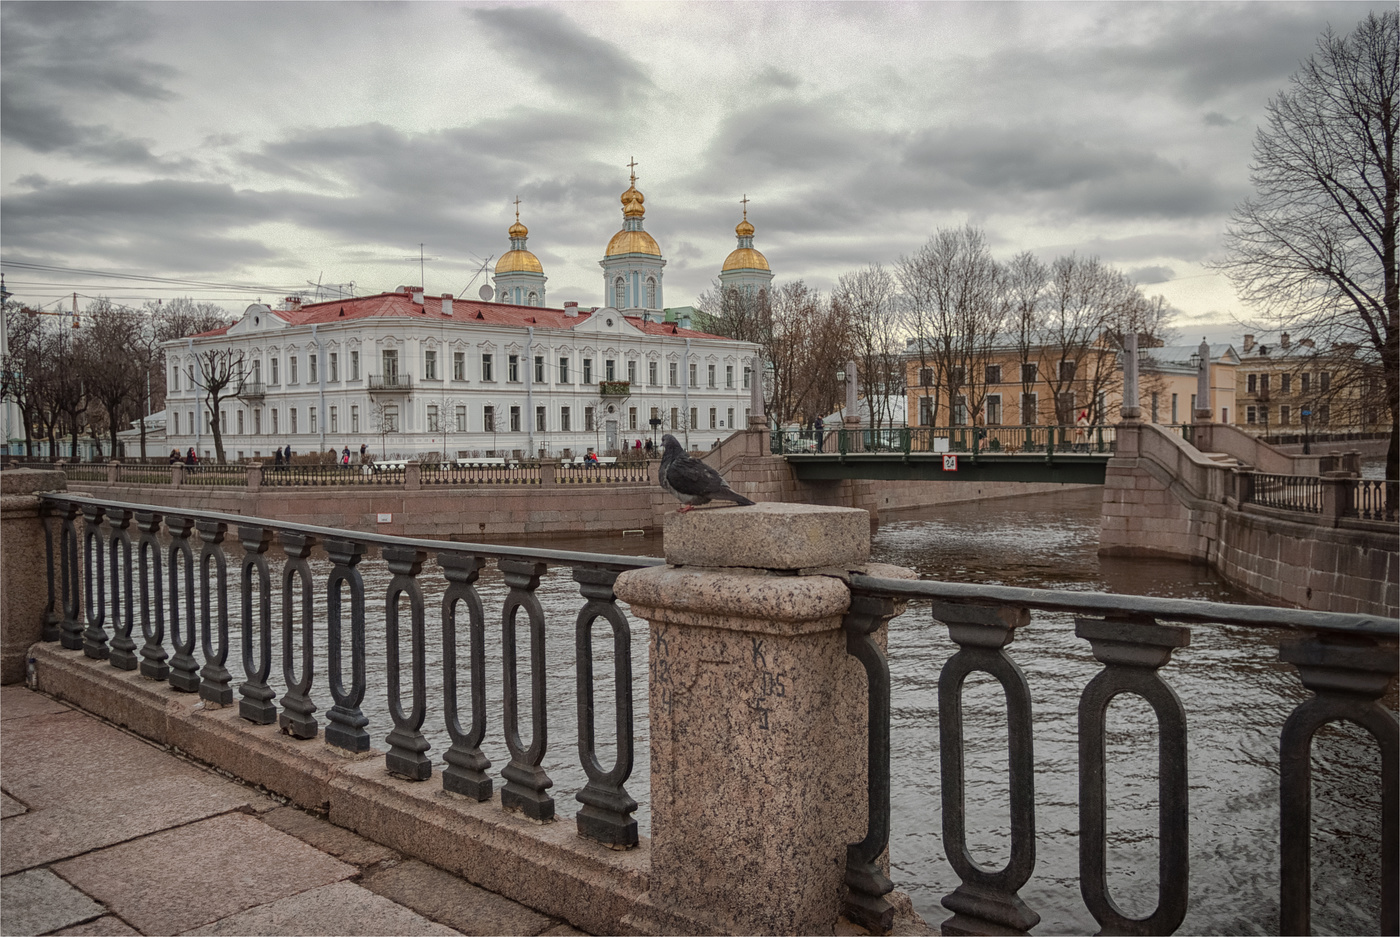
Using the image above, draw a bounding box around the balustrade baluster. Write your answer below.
[106,508,138,670]
[500,559,554,821]
[195,519,232,704]
[1278,636,1398,937]
[325,538,370,752]
[573,566,637,847]
[441,553,492,799]
[278,532,319,738]
[840,592,898,933]
[166,516,201,692]
[58,500,83,650]
[80,503,108,660]
[932,601,1039,935]
[1076,616,1191,936]
[135,511,169,680]
[41,500,61,642]
[238,525,278,724]
[384,547,431,779]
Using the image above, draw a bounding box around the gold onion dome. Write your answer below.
[496,249,543,274]
[722,247,770,271]
[508,219,528,238]
[735,218,755,238]
[605,169,661,256]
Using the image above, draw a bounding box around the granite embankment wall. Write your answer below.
[1100,422,1397,616]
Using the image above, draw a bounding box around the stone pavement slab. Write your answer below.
[260,806,399,867]
[184,880,460,936]
[361,860,559,937]
[0,686,69,721]
[53,812,357,935]
[0,793,25,819]
[51,917,140,936]
[0,868,104,936]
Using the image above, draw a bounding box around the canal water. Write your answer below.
[111,487,1388,935]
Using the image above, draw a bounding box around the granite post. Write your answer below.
[616,502,889,935]
[1,469,66,684]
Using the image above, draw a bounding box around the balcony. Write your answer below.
[599,380,630,397]
[368,373,413,394]
[236,381,266,400]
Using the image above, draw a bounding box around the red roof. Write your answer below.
[256,292,731,340]
[189,324,232,338]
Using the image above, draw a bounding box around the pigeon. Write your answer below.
[659,434,755,512]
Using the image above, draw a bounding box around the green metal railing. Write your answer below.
[772,425,1117,457]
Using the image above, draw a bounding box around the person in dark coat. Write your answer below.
[186,447,198,464]
[273,448,284,467]
[169,449,181,465]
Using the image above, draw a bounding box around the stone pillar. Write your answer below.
[1193,337,1213,423]
[107,459,120,484]
[171,462,184,487]
[616,503,881,935]
[1120,332,1141,421]
[1,469,66,684]
[247,462,262,491]
[748,355,765,429]
[404,461,421,491]
[540,460,557,488]
[1320,473,1351,526]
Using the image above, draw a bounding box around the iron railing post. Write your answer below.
[325,538,370,752]
[384,546,432,779]
[238,525,278,724]
[278,531,319,738]
[80,503,108,660]
[195,518,233,705]
[166,515,201,692]
[500,558,555,820]
[441,552,491,798]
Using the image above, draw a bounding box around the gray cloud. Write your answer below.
[1129,265,1176,285]
[467,6,652,106]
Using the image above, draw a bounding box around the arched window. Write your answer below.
[646,277,656,309]
[527,291,538,306]
[614,277,626,309]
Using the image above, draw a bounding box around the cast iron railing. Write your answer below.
[557,462,651,485]
[39,492,658,848]
[1246,472,1323,514]
[420,462,542,486]
[837,573,1396,936]
[33,493,1398,935]
[773,425,1117,457]
[261,463,407,486]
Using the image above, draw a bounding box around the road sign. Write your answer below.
[942,455,958,472]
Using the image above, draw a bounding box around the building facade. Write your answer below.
[164,177,761,461]
[1233,332,1387,438]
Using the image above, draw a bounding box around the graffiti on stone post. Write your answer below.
[750,635,786,729]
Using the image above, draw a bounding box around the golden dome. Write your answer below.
[508,219,528,238]
[621,184,645,218]
[605,229,662,257]
[496,249,544,274]
[735,218,755,238]
[722,247,770,272]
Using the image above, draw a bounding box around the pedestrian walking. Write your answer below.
[283,443,292,463]
[342,446,351,469]
[814,416,825,452]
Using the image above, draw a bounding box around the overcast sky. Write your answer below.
[1,0,1389,342]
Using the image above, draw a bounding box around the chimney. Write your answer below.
[397,285,410,294]
[1280,332,1290,349]
[411,289,424,305]
[1242,334,1254,353]
[441,293,453,316]
[564,301,578,318]
[1300,338,1315,348]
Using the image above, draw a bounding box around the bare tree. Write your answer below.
[1,301,44,455]
[1216,10,1398,477]
[834,264,902,429]
[80,299,144,460]
[1002,252,1048,426]
[191,348,248,464]
[1039,255,1145,425]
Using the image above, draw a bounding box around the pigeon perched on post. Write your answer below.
[658,434,755,512]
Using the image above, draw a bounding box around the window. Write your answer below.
[270,358,280,385]
[1171,393,1179,423]
[290,408,299,434]
[508,355,519,382]
[253,409,261,435]
[382,405,399,433]
[985,365,1002,385]
[381,349,398,378]
[424,350,438,380]
[1279,405,1291,425]
[584,359,593,384]
[1319,371,1330,392]
[1247,374,1257,394]
[627,360,637,384]
[649,361,658,386]
[917,397,933,427]
[629,407,637,430]
[986,395,1002,425]
[689,363,698,387]
[1318,405,1330,424]
[614,277,625,309]
[689,407,698,429]
[670,407,679,429]
[1021,393,1039,425]
[950,367,965,387]
[605,359,616,381]
[427,405,440,433]
[743,367,751,389]
[510,406,521,432]
[483,406,495,432]
[707,364,716,388]
[237,410,245,434]
[708,408,717,429]
[1281,373,1292,393]
[668,362,678,387]
[329,353,338,383]
[351,405,359,433]
[172,367,180,392]
[561,407,571,432]
[1260,374,1270,394]
[290,356,299,384]
[173,412,180,434]
[585,407,595,432]
[1301,373,1311,394]
[350,350,360,380]
[727,407,735,428]
[309,407,317,433]
[252,360,261,384]
[1056,392,1075,422]
[309,354,318,383]
[1258,406,1268,424]
[271,409,279,434]
[455,406,466,433]
[534,356,545,383]
[726,365,734,388]
[482,353,494,382]
[1020,362,1037,383]
[1246,406,1257,424]
[536,406,546,432]
[559,357,570,383]
[646,277,656,308]
[453,352,465,381]
[951,396,968,426]
[1058,360,1075,381]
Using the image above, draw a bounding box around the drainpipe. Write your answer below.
[683,338,692,448]
[314,324,326,452]
[526,326,535,456]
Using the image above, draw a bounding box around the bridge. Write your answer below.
[1,469,1394,936]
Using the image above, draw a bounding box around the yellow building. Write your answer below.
[1234,333,1387,438]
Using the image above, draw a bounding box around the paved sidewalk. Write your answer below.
[0,685,588,937]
